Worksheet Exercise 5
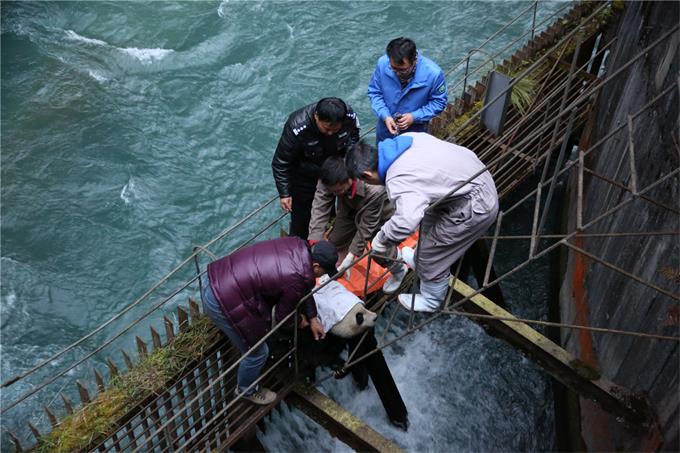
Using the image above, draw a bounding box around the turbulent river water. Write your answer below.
[2,1,566,450]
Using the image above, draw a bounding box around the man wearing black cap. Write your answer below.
[200,237,338,405]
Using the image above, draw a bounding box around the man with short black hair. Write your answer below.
[368,37,448,143]
[346,132,498,312]
[272,97,360,238]
[308,157,395,284]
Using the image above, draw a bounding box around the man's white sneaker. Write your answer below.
[383,264,407,294]
[237,387,277,406]
[397,293,438,312]
[401,246,416,269]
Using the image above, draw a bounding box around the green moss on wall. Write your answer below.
[34,316,217,453]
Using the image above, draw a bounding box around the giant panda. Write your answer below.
[328,302,378,338]
[314,275,378,338]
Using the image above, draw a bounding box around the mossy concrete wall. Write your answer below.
[558,1,679,451]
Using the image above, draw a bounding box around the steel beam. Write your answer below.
[287,384,405,453]
[451,279,658,428]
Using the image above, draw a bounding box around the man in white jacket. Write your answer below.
[346,132,499,312]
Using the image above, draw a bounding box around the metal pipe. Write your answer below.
[584,167,680,214]
[626,114,639,194]
[447,310,680,342]
[562,241,680,300]
[577,149,584,229]
[462,55,471,100]
[530,185,542,259]
[534,113,576,254]
[531,0,538,40]
[484,211,503,286]
[448,168,680,313]
[479,231,680,240]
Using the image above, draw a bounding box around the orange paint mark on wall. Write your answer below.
[571,236,599,367]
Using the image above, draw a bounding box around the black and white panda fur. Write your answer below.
[314,276,378,338]
[328,303,378,338]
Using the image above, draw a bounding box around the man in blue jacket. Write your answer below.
[368,37,448,143]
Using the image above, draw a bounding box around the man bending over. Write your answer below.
[308,157,397,290]
[346,132,498,312]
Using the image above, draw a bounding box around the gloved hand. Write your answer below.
[370,235,388,253]
[339,252,356,280]
[370,235,397,269]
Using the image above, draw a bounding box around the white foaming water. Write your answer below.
[259,317,452,451]
[259,402,352,452]
[87,70,108,83]
[217,1,229,18]
[260,310,550,451]
[1,291,18,314]
[120,177,137,205]
[120,47,174,65]
[64,30,108,47]
[66,29,173,65]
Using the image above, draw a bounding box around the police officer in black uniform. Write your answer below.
[272,97,360,239]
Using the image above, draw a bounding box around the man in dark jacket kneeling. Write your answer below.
[200,237,337,405]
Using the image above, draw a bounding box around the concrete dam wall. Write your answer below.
[559,1,679,450]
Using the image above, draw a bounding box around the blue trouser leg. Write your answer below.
[200,275,268,395]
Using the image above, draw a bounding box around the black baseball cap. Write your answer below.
[311,240,339,276]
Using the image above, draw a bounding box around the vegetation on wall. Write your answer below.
[34,316,218,453]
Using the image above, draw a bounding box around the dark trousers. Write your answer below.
[298,329,408,427]
[289,179,318,239]
[347,330,408,426]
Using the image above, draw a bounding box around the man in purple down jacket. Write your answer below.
[200,237,337,405]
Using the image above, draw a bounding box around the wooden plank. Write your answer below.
[44,405,58,428]
[178,306,189,332]
[160,386,179,451]
[452,279,655,426]
[189,298,201,320]
[108,428,123,452]
[106,357,119,377]
[26,421,41,442]
[138,406,155,452]
[287,384,405,453]
[60,392,74,414]
[148,398,169,452]
[121,349,134,370]
[8,431,23,452]
[164,316,175,343]
[76,380,91,404]
[184,368,203,451]
[209,347,232,448]
[125,420,138,451]
[135,336,148,360]
[174,378,193,444]
[150,326,162,350]
[204,354,223,451]
[94,368,105,393]
[96,439,108,452]
[193,357,217,451]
